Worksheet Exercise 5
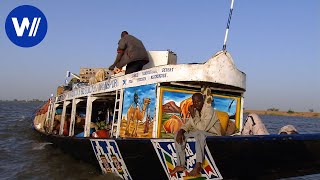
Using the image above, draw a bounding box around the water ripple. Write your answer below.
[0,102,319,179]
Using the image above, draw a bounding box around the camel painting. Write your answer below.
[125,97,151,137]
[179,97,193,124]
[120,84,156,138]
[161,90,194,138]
[163,114,183,134]
[160,88,240,138]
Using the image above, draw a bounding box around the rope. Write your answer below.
[222,0,235,51]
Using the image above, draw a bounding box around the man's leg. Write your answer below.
[195,132,207,164]
[189,131,207,176]
[125,60,147,74]
[174,132,186,167]
[171,132,187,174]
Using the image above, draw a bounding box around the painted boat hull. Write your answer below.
[35,129,320,179]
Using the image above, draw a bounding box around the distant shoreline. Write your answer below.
[244,110,320,118]
[0,100,45,102]
[1,100,318,118]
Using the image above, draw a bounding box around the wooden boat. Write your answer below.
[33,50,320,179]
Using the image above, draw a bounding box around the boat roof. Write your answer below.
[56,51,246,102]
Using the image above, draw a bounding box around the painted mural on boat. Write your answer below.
[151,139,223,180]
[91,139,132,180]
[120,84,156,138]
[159,87,241,138]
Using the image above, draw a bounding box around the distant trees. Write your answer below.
[309,109,314,112]
[287,109,295,114]
[267,108,279,111]
[31,99,42,102]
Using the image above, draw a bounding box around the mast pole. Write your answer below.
[222,0,235,51]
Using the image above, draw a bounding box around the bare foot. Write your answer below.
[189,162,202,176]
[170,166,185,175]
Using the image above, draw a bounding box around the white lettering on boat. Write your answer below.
[64,79,118,99]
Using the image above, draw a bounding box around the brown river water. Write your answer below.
[0,101,319,180]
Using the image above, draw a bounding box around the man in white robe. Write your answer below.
[171,93,221,176]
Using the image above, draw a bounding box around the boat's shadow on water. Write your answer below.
[91,174,122,180]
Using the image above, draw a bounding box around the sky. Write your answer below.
[0,1,319,112]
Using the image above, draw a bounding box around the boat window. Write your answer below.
[61,104,72,136]
[74,102,87,137]
[90,100,114,138]
[72,99,114,138]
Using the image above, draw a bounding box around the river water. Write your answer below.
[0,101,319,180]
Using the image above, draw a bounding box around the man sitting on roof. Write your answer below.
[171,93,221,176]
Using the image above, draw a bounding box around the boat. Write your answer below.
[33,49,320,179]
[32,1,320,179]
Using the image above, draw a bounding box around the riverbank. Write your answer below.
[244,110,320,118]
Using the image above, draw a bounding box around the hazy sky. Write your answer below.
[0,1,319,112]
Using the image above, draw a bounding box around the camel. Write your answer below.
[163,114,183,134]
[125,98,151,137]
[179,97,193,123]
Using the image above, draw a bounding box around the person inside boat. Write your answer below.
[74,112,86,136]
[241,114,299,135]
[278,125,299,134]
[108,31,149,75]
[106,111,113,130]
[63,116,71,136]
[52,114,62,135]
[93,110,107,130]
[171,93,221,176]
[225,119,236,135]
[52,119,60,135]
[241,113,269,135]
